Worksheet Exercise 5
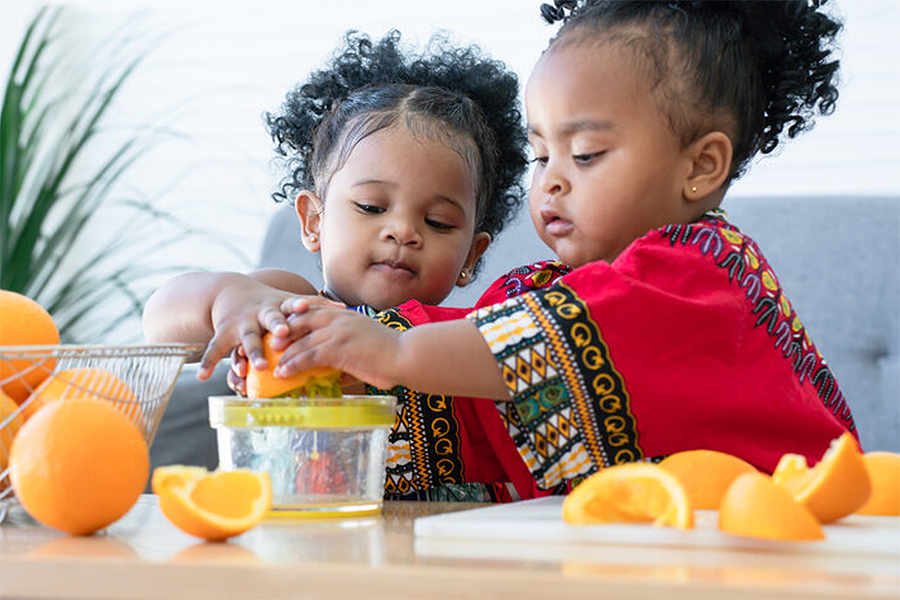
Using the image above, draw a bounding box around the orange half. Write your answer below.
[772,432,871,523]
[563,462,694,529]
[719,472,824,541]
[153,465,272,542]
[658,449,758,510]
[245,332,341,399]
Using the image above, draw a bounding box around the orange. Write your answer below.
[9,397,148,535]
[152,465,272,542]
[23,367,143,429]
[772,432,871,523]
[1,389,25,491]
[658,449,758,510]
[719,472,824,540]
[855,452,900,516]
[245,332,341,399]
[0,290,59,403]
[562,462,694,529]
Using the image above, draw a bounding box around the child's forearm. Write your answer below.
[396,320,511,400]
[142,272,250,346]
[142,269,317,346]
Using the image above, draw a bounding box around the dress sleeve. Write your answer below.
[467,225,853,489]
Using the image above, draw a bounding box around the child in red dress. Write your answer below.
[273,0,856,499]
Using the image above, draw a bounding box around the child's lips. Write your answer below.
[371,260,416,278]
[542,210,573,236]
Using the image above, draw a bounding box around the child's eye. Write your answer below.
[573,152,603,165]
[354,202,385,214]
[425,218,454,231]
[529,156,549,167]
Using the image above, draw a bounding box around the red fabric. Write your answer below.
[557,227,855,472]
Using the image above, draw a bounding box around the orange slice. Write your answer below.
[562,462,694,529]
[658,449,758,510]
[772,432,871,523]
[855,452,900,516]
[719,472,824,541]
[152,465,272,542]
[245,332,341,399]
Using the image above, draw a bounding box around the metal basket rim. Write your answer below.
[0,343,201,352]
[0,343,202,361]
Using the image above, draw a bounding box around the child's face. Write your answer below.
[525,41,694,267]
[298,124,487,310]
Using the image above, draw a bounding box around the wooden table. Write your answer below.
[1,495,898,599]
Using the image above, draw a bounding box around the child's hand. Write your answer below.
[197,279,298,380]
[274,297,402,391]
[227,345,249,396]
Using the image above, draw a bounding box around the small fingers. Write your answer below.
[230,346,249,378]
[280,295,345,315]
[240,329,267,370]
[259,305,290,338]
[198,335,232,380]
[226,368,248,396]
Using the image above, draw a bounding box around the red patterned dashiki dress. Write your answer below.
[367,302,522,502]
[464,212,857,499]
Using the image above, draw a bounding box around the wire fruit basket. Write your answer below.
[0,344,199,508]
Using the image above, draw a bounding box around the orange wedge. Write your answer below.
[152,465,272,542]
[658,449,758,510]
[562,462,694,529]
[719,472,824,541]
[772,432,871,523]
[855,452,900,516]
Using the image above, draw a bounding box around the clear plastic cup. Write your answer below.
[208,395,396,518]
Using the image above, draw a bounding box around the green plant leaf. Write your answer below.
[1,7,250,343]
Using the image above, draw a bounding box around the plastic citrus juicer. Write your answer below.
[208,395,396,517]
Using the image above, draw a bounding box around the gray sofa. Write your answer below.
[149,195,900,480]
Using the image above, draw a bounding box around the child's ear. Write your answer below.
[295,190,324,252]
[457,232,491,287]
[683,131,732,201]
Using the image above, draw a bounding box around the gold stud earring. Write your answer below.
[460,269,468,279]
[691,186,698,193]
[308,234,318,243]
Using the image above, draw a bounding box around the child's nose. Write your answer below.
[539,160,570,196]
[382,218,422,247]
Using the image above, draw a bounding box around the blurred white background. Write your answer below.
[2,0,898,339]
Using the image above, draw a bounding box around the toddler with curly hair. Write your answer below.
[144,30,527,380]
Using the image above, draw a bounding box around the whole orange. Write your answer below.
[659,449,758,510]
[1,389,25,491]
[23,367,143,429]
[9,397,149,535]
[0,290,59,403]
[855,452,900,516]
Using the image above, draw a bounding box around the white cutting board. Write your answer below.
[414,496,900,557]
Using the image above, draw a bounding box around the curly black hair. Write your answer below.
[539,0,842,182]
[265,31,528,275]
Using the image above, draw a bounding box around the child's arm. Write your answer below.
[143,269,317,379]
[275,299,510,400]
